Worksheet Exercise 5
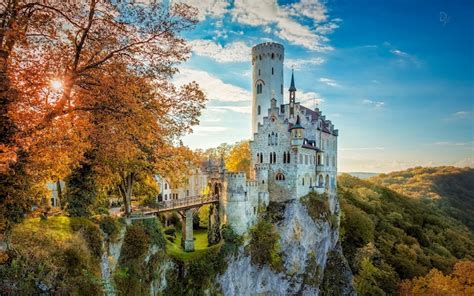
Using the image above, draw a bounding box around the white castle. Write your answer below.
[219,42,339,234]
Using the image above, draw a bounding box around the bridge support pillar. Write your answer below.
[184,209,194,252]
[208,204,221,246]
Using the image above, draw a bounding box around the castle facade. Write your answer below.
[221,42,339,234]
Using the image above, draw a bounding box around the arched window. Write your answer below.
[272,67,274,75]
[259,55,262,60]
[271,132,274,146]
[273,152,277,163]
[258,105,261,115]
[260,153,263,163]
[317,154,322,165]
[269,153,272,163]
[287,152,291,163]
[276,173,285,181]
[318,175,323,187]
[271,53,274,59]
[283,153,286,163]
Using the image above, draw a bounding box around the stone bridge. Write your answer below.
[137,179,223,252]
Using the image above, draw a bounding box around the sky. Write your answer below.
[172,0,474,173]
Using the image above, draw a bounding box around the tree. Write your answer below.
[400,261,474,296]
[64,155,97,217]
[1,1,204,222]
[225,140,251,177]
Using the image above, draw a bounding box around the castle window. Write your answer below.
[275,133,278,145]
[260,153,263,163]
[165,183,168,190]
[281,84,283,94]
[302,178,305,186]
[276,173,285,181]
[258,105,261,115]
[268,134,271,146]
[317,154,322,165]
[164,194,167,200]
[272,67,274,75]
[259,55,262,60]
[259,69,261,76]
[271,53,274,59]
[287,152,291,163]
[257,153,260,163]
[269,153,272,163]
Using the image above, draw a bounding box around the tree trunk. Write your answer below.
[56,178,63,208]
[118,173,135,216]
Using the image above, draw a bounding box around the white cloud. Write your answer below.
[285,57,325,70]
[454,157,474,168]
[230,0,336,51]
[390,48,421,67]
[315,21,340,35]
[285,0,328,23]
[210,105,251,113]
[363,99,385,108]
[390,49,409,57]
[433,141,474,146]
[298,91,324,108]
[192,126,228,133]
[453,111,472,119]
[174,68,251,102]
[190,40,251,63]
[173,0,229,21]
[319,77,339,87]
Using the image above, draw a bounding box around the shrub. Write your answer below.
[99,216,121,241]
[70,218,103,258]
[249,220,283,271]
[301,192,330,220]
[164,226,176,237]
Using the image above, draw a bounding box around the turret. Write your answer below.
[251,42,284,135]
[290,115,304,147]
[289,69,296,118]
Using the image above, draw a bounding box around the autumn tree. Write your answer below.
[400,261,474,296]
[225,140,251,177]
[1,0,203,231]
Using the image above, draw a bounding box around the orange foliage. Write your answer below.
[400,261,474,296]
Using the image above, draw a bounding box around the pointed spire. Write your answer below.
[289,69,296,92]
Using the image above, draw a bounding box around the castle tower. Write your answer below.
[251,42,284,135]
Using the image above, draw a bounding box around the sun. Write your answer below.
[50,79,63,90]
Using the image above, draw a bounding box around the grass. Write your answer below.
[166,228,222,262]
[13,216,74,242]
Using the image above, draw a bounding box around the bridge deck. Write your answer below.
[141,194,219,215]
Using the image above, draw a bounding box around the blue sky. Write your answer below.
[174,0,474,172]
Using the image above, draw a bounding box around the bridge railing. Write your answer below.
[156,194,219,211]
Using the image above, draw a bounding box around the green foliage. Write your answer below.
[163,225,243,295]
[70,217,103,258]
[338,173,474,295]
[0,216,101,294]
[64,160,98,217]
[249,219,283,272]
[0,152,34,235]
[99,216,121,241]
[370,167,474,231]
[114,218,167,295]
[301,192,330,220]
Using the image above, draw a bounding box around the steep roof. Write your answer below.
[289,70,296,92]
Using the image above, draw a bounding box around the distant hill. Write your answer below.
[343,172,379,179]
[369,167,474,231]
[338,173,474,294]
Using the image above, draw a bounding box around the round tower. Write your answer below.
[251,42,284,135]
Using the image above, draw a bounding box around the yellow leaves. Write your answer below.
[225,140,251,177]
[400,261,474,296]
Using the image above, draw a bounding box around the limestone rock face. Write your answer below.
[218,198,355,295]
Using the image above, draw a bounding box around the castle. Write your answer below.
[219,42,339,234]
